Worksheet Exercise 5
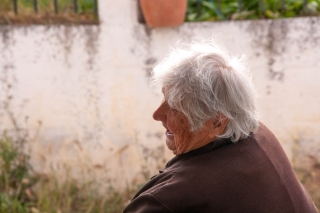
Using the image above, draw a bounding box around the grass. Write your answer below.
[0,69,318,212]
[0,64,139,213]
[0,135,139,213]
[0,0,98,25]
[295,166,320,210]
[33,175,135,213]
[0,133,319,212]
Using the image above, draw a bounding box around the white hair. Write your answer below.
[151,39,259,142]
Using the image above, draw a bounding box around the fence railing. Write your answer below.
[0,0,99,24]
[9,0,98,15]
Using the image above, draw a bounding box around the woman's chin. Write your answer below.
[166,138,176,152]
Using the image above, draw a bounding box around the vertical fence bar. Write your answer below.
[53,0,58,14]
[94,0,98,15]
[302,0,307,14]
[13,0,18,14]
[259,0,264,14]
[34,0,38,14]
[238,0,242,12]
[196,0,201,18]
[217,0,221,12]
[73,0,78,13]
[281,0,285,12]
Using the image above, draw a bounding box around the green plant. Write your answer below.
[0,133,137,213]
[295,166,320,211]
[0,66,138,213]
[0,135,138,213]
[31,171,136,213]
[0,135,36,213]
[186,0,320,21]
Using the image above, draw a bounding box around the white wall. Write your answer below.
[0,0,319,187]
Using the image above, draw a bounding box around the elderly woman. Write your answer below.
[123,39,318,213]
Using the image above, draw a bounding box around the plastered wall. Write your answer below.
[0,0,319,187]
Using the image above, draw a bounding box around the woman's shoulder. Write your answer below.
[128,124,318,212]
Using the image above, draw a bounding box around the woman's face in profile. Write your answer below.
[152,96,215,155]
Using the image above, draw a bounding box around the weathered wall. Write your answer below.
[0,0,319,187]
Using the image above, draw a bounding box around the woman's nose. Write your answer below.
[153,105,162,121]
[153,101,166,121]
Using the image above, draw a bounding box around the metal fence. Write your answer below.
[10,0,98,15]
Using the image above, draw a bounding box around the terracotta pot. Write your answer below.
[139,0,187,28]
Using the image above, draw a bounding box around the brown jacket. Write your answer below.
[124,123,319,213]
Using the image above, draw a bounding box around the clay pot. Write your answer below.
[139,0,187,28]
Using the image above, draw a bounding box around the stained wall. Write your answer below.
[0,0,319,187]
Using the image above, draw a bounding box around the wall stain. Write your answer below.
[132,21,154,79]
[144,57,157,77]
[55,26,74,68]
[1,24,103,148]
[247,19,288,82]
[0,26,30,137]
[247,17,320,84]
[83,25,101,71]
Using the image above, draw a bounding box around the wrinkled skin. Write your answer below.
[153,97,228,155]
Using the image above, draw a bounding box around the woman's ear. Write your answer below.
[208,114,228,139]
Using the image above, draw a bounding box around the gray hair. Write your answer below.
[151,39,259,142]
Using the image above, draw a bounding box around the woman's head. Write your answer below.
[152,39,259,144]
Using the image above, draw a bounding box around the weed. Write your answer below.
[0,134,139,213]
[0,135,36,213]
[295,162,320,210]
[0,64,137,213]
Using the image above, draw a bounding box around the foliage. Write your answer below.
[295,164,320,211]
[0,134,136,213]
[1,131,318,213]
[186,0,320,21]
[33,174,134,213]
[0,135,34,213]
[0,69,135,213]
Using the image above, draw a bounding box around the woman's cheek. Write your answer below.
[174,134,189,154]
